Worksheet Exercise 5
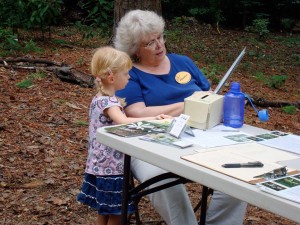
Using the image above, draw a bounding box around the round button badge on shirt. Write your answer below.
[175,72,191,84]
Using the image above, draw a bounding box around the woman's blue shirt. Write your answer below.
[116,53,210,107]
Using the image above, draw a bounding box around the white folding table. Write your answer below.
[96,124,300,224]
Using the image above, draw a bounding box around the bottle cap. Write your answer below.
[244,94,269,122]
[258,109,269,122]
[230,82,240,92]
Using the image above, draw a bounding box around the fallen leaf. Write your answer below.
[48,197,69,206]
[245,216,261,222]
[66,102,81,109]
[22,180,45,188]
[35,206,45,211]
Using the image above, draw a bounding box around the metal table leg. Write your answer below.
[121,154,131,225]
[199,186,209,225]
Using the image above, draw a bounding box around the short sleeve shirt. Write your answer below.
[116,53,211,107]
[85,95,125,176]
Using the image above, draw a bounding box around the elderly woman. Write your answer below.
[114,10,247,225]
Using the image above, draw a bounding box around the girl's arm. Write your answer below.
[106,106,169,124]
[124,102,184,118]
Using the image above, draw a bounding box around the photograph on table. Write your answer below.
[105,121,169,137]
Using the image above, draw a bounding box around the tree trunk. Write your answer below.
[110,0,162,43]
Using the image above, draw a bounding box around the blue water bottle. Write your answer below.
[223,82,245,128]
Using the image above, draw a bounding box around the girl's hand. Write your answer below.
[155,114,173,120]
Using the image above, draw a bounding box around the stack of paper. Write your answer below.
[257,173,300,204]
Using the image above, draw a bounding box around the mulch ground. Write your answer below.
[0,24,299,224]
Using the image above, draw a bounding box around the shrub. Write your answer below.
[16,72,47,89]
[282,106,297,115]
[246,18,270,40]
[267,75,287,89]
[280,18,296,31]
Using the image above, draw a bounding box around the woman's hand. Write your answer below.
[155,114,173,120]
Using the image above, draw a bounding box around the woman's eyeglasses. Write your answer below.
[144,34,166,50]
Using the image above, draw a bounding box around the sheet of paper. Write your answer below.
[279,158,300,170]
[225,143,299,163]
[257,173,300,204]
[259,134,300,155]
[181,125,251,149]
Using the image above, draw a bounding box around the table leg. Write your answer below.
[199,186,209,225]
[121,154,131,225]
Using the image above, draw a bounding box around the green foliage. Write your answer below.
[268,75,287,89]
[163,0,299,31]
[0,0,298,50]
[0,0,63,52]
[58,29,77,37]
[16,79,33,89]
[75,120,89,126]
[0,0,26,28]
[171,16,195,30]
[26,0,63,29]
[52,39,71,45]
[23,40,43,54]
[0,28,42,56]
[240,0,263,8]
[280,18,296,31]
[290,54,300,66]
[192,53,202,61]
[189,5,225,25]
[254,71,266,83]
[16,72,47,89]
[0,0,63,34]
[201,64,225,85]
[247,40,267,60]
[254,72,287,89]
[164,28,185,54]
[274,36,300,47]
[242,62,252,72]
[51,38,81,46]
[77,0,113,36]
[246,18,270,40]
[0,28,21,52]
[281,106,297,115]
[74,21,109,40]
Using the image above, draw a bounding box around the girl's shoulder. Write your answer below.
[91,95,121,108]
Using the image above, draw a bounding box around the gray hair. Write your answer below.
[113,10,165,60]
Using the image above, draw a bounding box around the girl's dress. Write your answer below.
[77,95,135,215]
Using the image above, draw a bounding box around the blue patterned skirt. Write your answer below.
[77,173,135,215]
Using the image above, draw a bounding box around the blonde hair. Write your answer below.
[91,46,132,96]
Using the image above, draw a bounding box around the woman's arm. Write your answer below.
[124,102,184,118]
[106,106,170,124]
[106,106,155,124]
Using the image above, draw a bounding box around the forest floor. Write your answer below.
[0,21,299,225]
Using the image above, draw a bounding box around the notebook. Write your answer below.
[213,47,246,94]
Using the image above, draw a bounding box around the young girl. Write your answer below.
[77,46,169,225]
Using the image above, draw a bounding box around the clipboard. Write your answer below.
[181,142,300,184]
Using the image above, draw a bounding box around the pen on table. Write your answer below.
[222,161,264,168]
